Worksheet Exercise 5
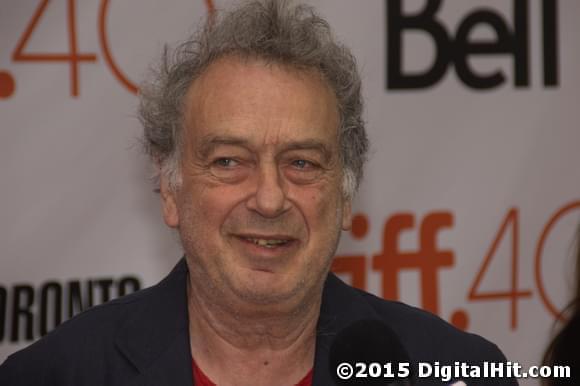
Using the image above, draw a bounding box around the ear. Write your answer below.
[341,198,352,231]
[160,174,179,228]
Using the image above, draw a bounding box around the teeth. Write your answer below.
[246,238,288,247]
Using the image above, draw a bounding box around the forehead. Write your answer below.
[182,56,340,150]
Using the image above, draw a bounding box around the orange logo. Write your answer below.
[332,212,455,316]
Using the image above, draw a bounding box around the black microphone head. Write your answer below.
[328,319,413,385]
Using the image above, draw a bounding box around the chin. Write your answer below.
[230,272,306,307]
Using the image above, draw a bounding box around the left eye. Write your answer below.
[292,160,312,169]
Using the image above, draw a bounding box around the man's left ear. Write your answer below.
[341,199,352,231]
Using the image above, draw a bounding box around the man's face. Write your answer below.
[161,56,352,309]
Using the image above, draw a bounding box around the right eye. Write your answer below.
[213,158,239,168]
[209,157,249,183]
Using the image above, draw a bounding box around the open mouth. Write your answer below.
[234,235,299,271]
[241,237,292,248]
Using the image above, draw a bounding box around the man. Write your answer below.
[0,1,515,385]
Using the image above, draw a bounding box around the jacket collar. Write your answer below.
[313,274,383,385]
[115,259,193,386]
[115,258,381,386]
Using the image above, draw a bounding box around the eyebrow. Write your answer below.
[198,136,250,158]
[283,140,333,162]
[197,135,333,162]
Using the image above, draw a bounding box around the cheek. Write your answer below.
[292,186,343,234]
[179,180,247,233]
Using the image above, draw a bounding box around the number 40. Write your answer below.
[468,201,580,329]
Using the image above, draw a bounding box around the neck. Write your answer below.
[187,275,321,386]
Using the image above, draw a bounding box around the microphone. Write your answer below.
[328,319,413,385]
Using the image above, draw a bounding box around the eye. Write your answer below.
[285,158,323,184]
[213,158,239,167]
[292,159,314,169]
[209,157,249,183]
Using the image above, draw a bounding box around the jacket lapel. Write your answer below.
[115,259,194,386]
[112,260,385,386]
[312,274,382,385]
[127,331,193,386]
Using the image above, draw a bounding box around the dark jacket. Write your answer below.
[0,259,516,385]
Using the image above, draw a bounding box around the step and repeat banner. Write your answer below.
[1,1,579,384]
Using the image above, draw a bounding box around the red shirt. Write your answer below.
[192,358,313,386]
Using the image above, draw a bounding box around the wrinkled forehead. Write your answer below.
[181,55,341,152]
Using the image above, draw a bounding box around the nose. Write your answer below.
[246,163,289,218]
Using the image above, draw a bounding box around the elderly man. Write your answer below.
[0,1,515,385]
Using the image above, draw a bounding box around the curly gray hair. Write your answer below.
[139,0,368,199]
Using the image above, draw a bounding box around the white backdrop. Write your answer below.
[1,1,579,385]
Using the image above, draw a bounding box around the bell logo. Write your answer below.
[386,0,559,90]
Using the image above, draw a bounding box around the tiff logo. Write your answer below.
[333,212,454,316]
[386,0,559,90]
